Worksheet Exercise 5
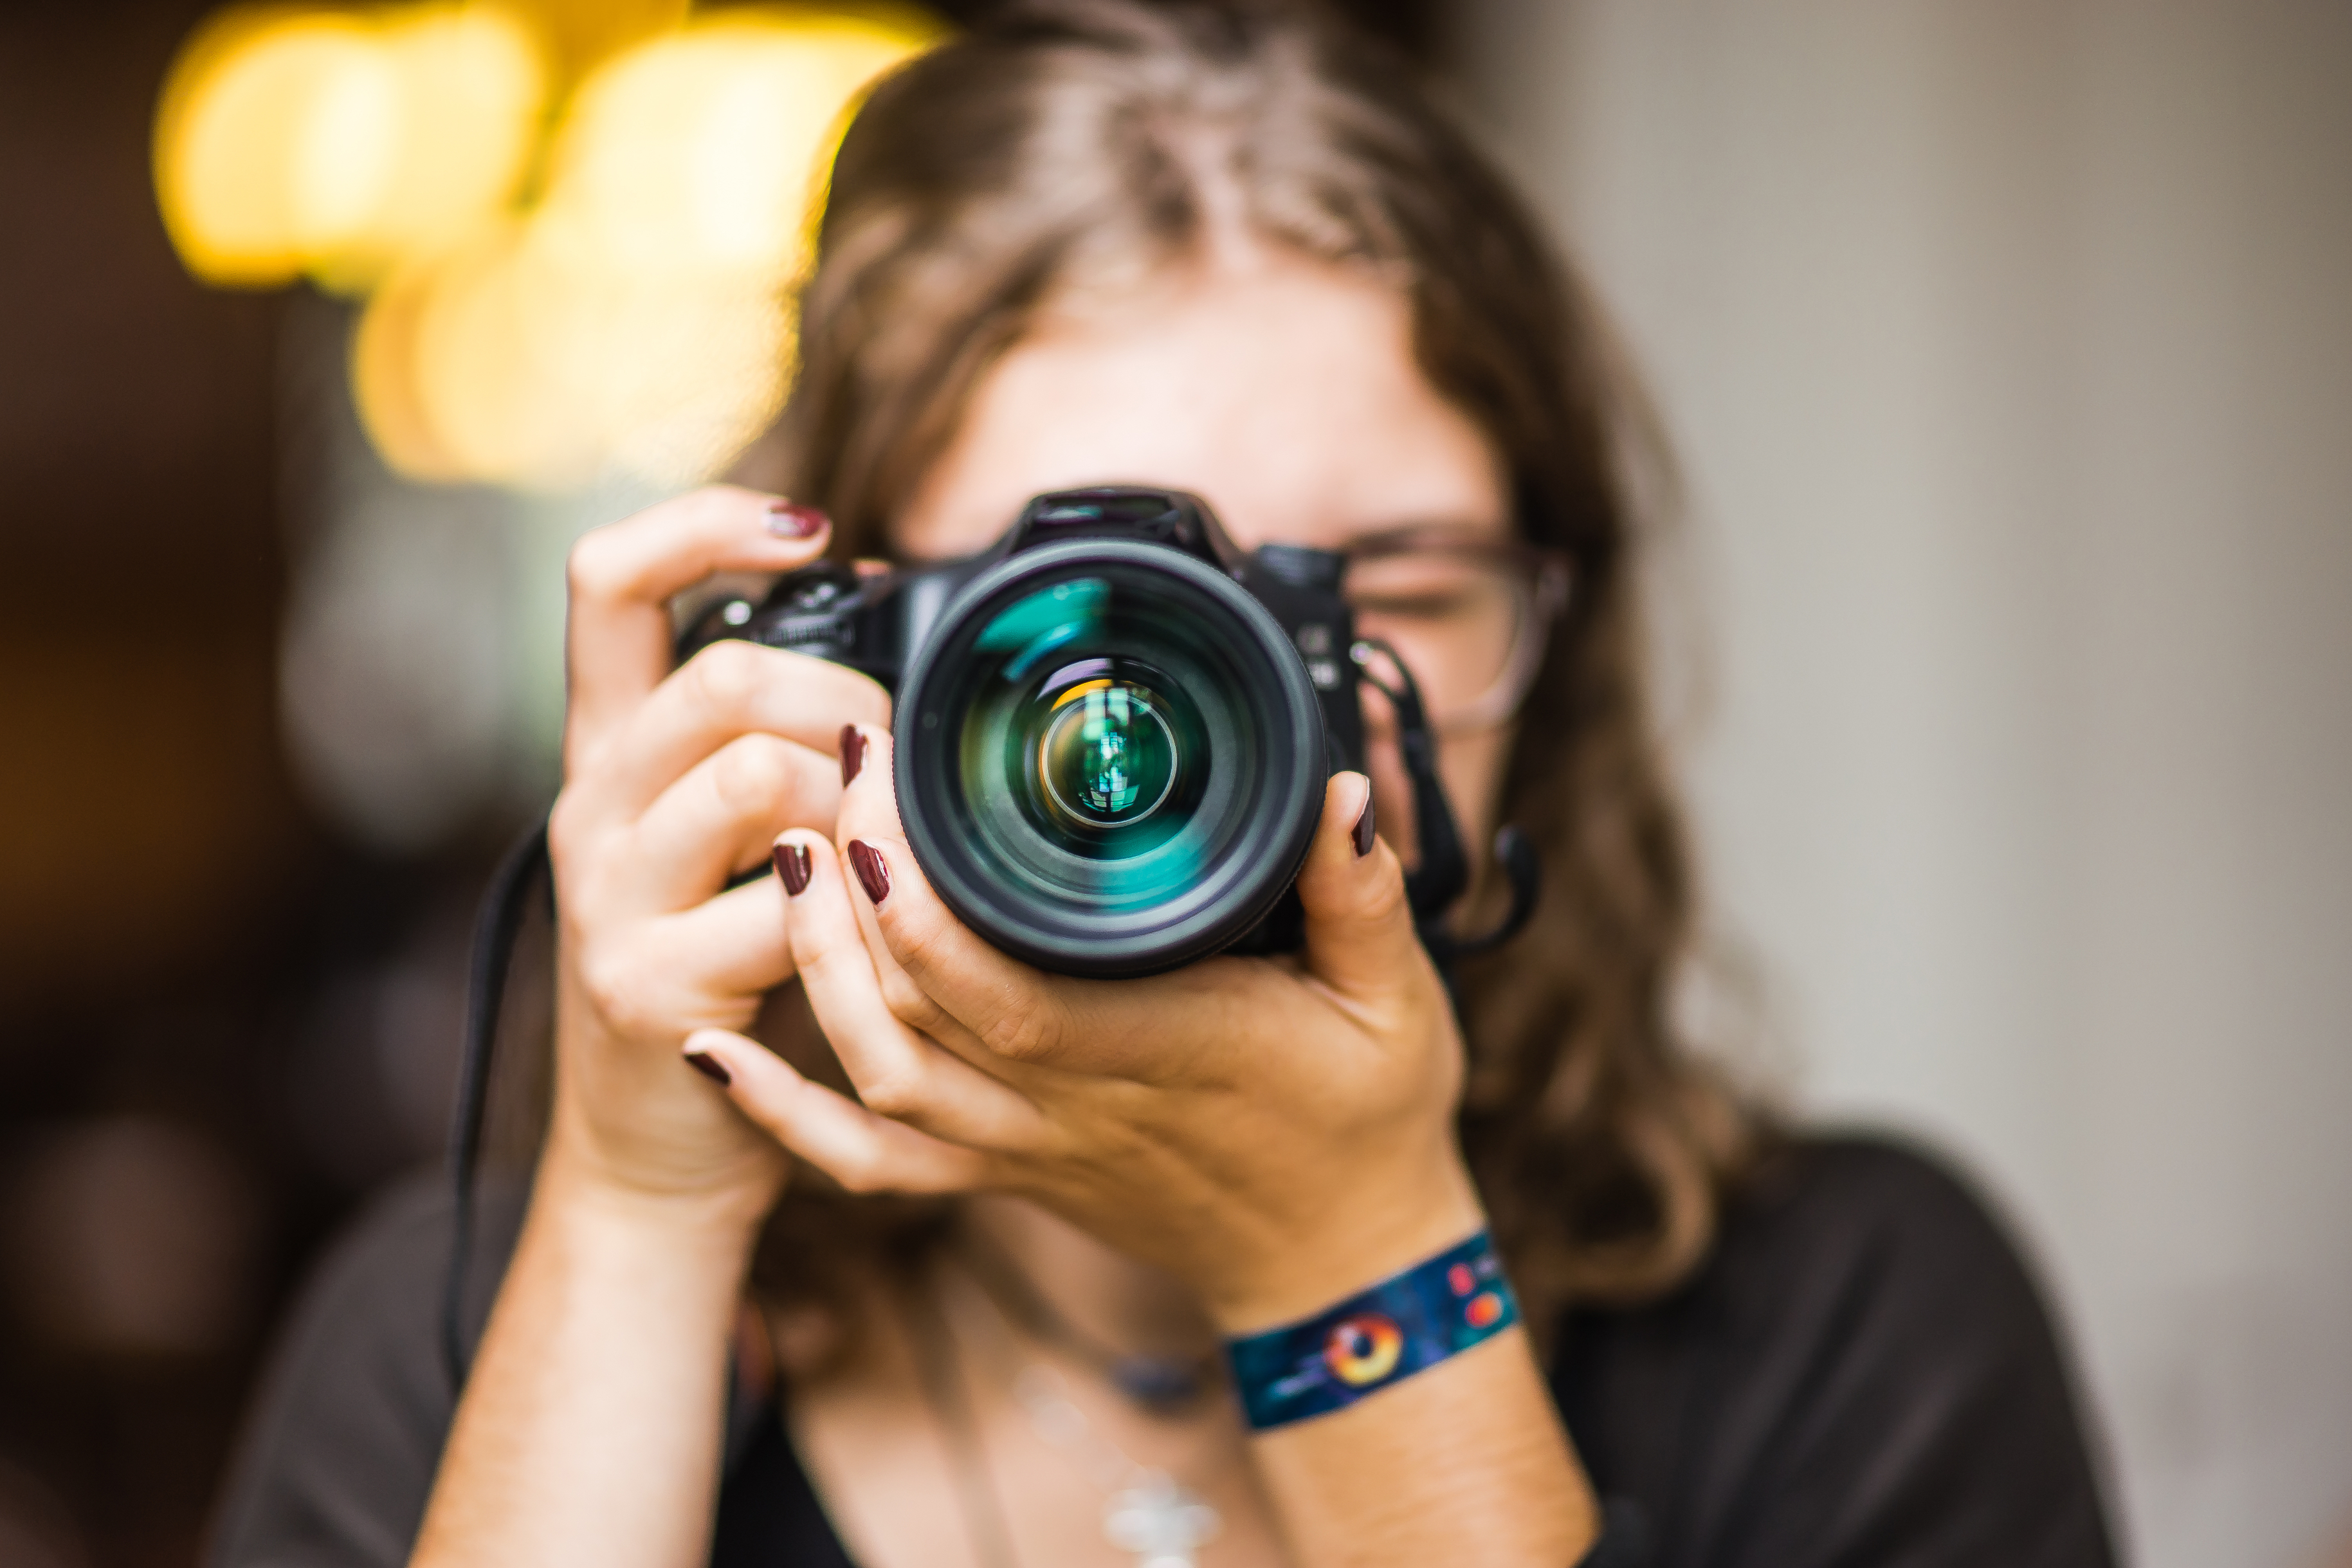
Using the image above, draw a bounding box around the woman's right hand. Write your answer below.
[414,487,882,1568]
[540,485,889,1221]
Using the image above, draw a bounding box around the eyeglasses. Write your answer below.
[1340,529,1570,733]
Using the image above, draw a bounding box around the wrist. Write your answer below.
[539,1010,790,1221]
[535,1126,779,1252]
[1205,1147,1486,1335]
[1225,1228,1521,1432]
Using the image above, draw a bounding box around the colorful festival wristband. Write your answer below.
[1223,1230,1520,1430]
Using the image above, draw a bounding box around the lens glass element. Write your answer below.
[1036,678,1182,831]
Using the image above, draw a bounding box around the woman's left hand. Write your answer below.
[684,723,1483,1331]
[697,725,1598,1568]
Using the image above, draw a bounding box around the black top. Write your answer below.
[207,1138,2116,1568]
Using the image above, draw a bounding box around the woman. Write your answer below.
[212,3,2115,1565]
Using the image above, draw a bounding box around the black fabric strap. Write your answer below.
[441,819,551,1387]
[1577,1499,1657,1567]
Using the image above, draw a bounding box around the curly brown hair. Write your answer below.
[733,0,1756,1335]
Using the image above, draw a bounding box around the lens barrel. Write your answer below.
[893,537,1327,978]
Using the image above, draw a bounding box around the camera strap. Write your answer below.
[440,819,549,1387]
[1349,639,1542,967]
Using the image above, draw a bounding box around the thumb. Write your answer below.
[1294,772,1430,1005]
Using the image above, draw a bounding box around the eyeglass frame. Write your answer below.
[1336,526,1572,733]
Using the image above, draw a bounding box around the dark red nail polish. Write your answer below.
[1352,795,1376,857]
[846,839,890,904]
[767,500,828,539]
[685,1050,732,1087]
[839,724,866,786]
[774,842,812,896]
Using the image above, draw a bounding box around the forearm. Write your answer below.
[1217,1169,1597,1567]
[410,1149,763,1568]
[1250,1327,1596,1567]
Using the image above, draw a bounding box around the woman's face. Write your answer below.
[893,245,1520,877]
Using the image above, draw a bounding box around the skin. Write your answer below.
[410,248,1597,1568]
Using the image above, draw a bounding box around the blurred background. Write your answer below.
[0,2,2342,1566]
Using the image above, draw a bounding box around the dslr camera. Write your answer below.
[679,487,1407,978]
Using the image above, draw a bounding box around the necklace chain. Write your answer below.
[1014,1365,1223,1568]
[955,1226,1219,1414]
[792,1256,1228,1568]
[950,1244,1226,1568]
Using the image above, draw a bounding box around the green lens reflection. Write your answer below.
[976,577,1108,681]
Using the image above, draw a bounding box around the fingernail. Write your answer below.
[839,724,866,786]
[846,839,890,904]
[774,841,812,897]
[767,500,828,538]
[1352,794,1376,857]
[684,1050,732,1087]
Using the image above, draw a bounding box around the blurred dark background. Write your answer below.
[0,3,1440,1565]
[5,5,308,1563]
[9,4,2352,1568]
[5,4,448,1562]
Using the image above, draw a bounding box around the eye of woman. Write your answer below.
[1341,531,1565,731]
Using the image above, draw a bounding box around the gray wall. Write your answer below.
[1451,5,2352,1565]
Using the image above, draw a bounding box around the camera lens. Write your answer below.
[894,540,1326,978]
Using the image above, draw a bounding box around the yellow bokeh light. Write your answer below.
[354,6,938,491]
[543,14,927,275]
[407,223,593,483]
[158,12,382,285]
[498,0,691,85]
[325,8,547,286]
[156,4,543,290]
[161,2,941,489]
[359,219,787,488]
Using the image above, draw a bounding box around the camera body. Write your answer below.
[679,487,1367,976]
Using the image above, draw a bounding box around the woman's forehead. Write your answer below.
[889,248,1510,561]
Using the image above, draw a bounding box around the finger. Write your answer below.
[681,1029,991,1196]
[1294,771,1432,1010]
[828,726,1000,1060]
[843,817,1266,1084]
[832,727,1139,1076]
[614,731,840,912]
[573,640,889,826]
[641,873,799,1000]
[779,830,1043,1147]
[564,485,833,767]
[571,877,796,1044]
